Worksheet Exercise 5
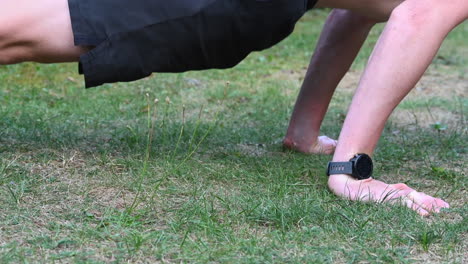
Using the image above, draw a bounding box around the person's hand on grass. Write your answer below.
[328,174,450,216]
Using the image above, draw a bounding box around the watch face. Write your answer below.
[355,154,373,179]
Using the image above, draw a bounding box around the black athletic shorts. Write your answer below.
[68,0,318,88]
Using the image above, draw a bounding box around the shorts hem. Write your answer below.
[79,41,135,88]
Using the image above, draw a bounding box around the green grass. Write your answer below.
[0,9,467,263]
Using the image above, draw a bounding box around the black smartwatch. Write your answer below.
[326,154,373,180]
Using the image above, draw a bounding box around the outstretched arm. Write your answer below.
[328,0,468,215]
[284,9,378,154]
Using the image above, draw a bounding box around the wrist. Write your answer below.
[332,150,366,162]
[327,153,374,180]
[327,174,374,196]
[327,174,351,194]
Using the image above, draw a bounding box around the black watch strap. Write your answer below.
[327,162,353,176]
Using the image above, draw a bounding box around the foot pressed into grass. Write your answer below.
[328,175,450,216]
[283,135,337,155]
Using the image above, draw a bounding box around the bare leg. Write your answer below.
[328,0,468,215]
[284,9,378,154]
[0,0,88,65]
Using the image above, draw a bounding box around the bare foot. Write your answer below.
[283,135,338,154]
[328,174,449,216]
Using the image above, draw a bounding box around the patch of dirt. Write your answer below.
[271,67,466,98]
[390,70,466,129]
[2,150,137,220]
[337,68,467,100]
[389,108,463,129]
[268,68,307,97]
[338,70,362,91]
[270,69,307,83]
[409,241,467,264]
[236,143,268,157]
[88,186,136,210]
[271,68,466,131]
[409,70,467,100]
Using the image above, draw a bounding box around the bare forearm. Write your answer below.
[289,9,376,132]
[327,1,466,214]
[333,0,468,161]
[284,9,378,153]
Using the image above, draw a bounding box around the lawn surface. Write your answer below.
[0,10,467,263]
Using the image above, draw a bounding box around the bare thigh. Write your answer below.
[316,0,405,21]
[0,0,89,63]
